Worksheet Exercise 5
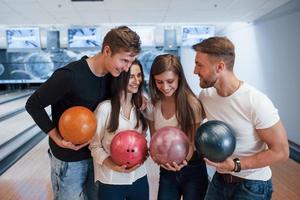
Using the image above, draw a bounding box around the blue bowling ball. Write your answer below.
[195,120,236,162]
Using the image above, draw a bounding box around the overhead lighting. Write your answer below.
[71,0,104,2]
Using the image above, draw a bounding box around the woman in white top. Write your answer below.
[146,54,208,200]
[89,60,149,200]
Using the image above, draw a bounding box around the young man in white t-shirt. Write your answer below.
[193,36,289,200]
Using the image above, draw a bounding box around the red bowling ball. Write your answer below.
[110,130,148,168]
[150,126,189,165]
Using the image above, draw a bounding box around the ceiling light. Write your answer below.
[71,0,104,2]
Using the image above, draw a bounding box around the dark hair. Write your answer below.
[101,26,141,55]
[148,54,201,140]
[108,59,147,132]
[193,36,235,70]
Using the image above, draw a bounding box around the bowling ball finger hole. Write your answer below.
[110,130,148,167]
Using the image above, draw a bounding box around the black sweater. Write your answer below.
[26,56,112,162]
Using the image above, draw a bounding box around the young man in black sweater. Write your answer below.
[26,26,141,200]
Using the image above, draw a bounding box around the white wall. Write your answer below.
[179,0,300,145]
[220,0,300,144]
[219,22,268,92]
[180,47,200,95]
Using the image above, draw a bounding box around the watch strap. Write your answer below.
[233,158,241,172]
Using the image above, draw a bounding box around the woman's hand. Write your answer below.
[103,157,141,173]
[160,160,188,171]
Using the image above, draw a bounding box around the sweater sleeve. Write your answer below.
[89,102,111,165]
[25,69,72,134]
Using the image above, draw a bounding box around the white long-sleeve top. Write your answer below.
[89,100,147,185]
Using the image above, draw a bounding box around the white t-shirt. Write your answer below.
[145,100,179,130]
[89,100,147,185]
[200,82,279,181]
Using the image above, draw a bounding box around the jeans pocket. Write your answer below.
[59,162,69,179]
[241,180,268,198]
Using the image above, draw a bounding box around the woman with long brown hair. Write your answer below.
[90,60,149,200]
[146,54,208,200]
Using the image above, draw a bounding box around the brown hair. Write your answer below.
[108,59,147,133]
[193,36,235,70]
[148,54,201,141]
[101,26,141,55]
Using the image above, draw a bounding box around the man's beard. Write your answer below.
[200,77,217,89]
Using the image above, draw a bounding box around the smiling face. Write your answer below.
[194,52,218,88]
[103,46,137,77]
[127,64,143,94]
[154,70,179,97]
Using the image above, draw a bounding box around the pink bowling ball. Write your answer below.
[150,126,189,165]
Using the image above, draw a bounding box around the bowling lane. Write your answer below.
[0,90,33,105]
[0,96,28,116]
[0,106,51,146]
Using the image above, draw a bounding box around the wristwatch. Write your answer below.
[233,158,241,172]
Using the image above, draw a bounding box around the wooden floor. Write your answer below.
[271,159,300,200]
[0,139,53,200]
[0,138,299,200]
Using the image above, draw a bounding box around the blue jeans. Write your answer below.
[48,149,98,200]
[98,175,149,200]
[205,172,273,200]
[158,160,208,200]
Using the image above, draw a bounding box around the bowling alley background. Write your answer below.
[0,48,170,85]
[0,17,299,159]
[0,0,300,199]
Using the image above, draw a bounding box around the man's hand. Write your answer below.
[60,140,89,151]
[139,95,148,111]
[48,128,89,151]
[204,157,235,173]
